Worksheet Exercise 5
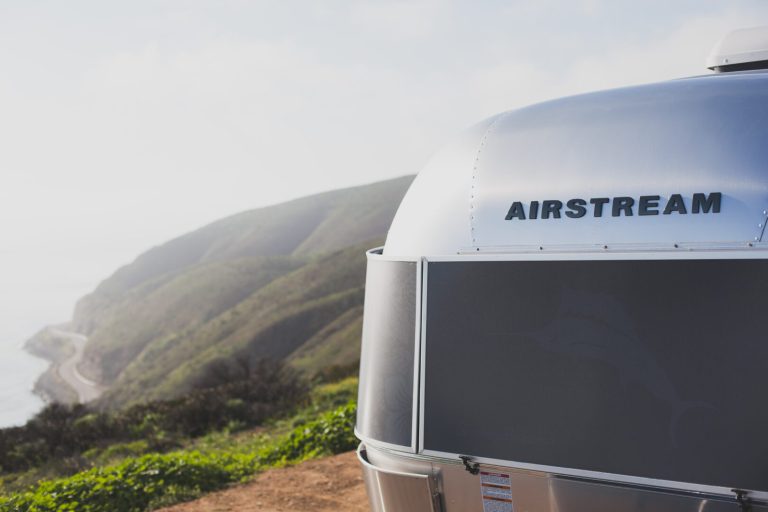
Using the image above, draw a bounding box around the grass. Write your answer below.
[0,378,359,512]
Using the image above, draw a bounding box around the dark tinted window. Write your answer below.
[357,258,417,447]
[424,259,768,491]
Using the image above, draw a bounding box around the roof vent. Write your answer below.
[707,26,768,72]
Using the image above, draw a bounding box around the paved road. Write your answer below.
[49,327,105,403]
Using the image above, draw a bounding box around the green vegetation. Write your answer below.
[0,402,357,511]
[55,175,411,408]
[0,360,305,476]
[3,177,406,509]
[0,378,359,511]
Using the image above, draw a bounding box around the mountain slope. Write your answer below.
[102,242,372,406]
[79,257,305,383]
[63,175,412,408]
[73,175,411,335]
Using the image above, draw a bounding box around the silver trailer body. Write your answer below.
[356,32,768,512]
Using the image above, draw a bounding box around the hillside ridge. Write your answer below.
[35,175,413,407]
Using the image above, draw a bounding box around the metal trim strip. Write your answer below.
[355,428,415,453]
[428,249,768,262]
[357,443,431,480]
[419,448,768,502]
[410,256,422,453]
[418,257,428,454]
[460,242,768,255]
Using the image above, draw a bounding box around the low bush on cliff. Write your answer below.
[0,400,357,512]
[0,360,306,475]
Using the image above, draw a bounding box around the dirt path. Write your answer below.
[159,451,369,512]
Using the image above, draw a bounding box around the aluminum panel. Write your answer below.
[362,444,768,512]
[358,445,440,512]
[384,73,768,258]
[356,256,418,448]
[471,74,768,248]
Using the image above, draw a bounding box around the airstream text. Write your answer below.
[504,192,721,220]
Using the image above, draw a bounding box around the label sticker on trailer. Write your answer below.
[480,471,513,512]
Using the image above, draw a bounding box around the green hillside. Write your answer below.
[64,175,412,408]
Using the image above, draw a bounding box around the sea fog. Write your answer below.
[0,337,48,428]
[0,255,94,428]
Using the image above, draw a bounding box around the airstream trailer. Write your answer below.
[356,28,768,512]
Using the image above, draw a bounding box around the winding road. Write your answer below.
[49,327,105,403]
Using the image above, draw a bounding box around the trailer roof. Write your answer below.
[384,72,768,258]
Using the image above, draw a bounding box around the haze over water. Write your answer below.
[0,257,93,427]
[0,338,48,428]
[2,1,766,429]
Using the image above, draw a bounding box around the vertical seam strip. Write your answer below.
[759,209,768,242]
[470,112,510,248]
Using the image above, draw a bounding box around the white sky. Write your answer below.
[1,0,767,339]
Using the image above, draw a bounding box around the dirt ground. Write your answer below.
[159,451,369,512]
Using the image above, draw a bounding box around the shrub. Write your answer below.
[0,401,357,512]
[0,359,307,474]
[260,400,357,464]
[0,451,256,512]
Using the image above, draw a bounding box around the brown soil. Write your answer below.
[158,451,369,512]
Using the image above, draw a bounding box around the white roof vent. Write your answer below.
[707,26,768,72]
[707,26,768,73]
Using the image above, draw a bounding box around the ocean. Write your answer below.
[0,338,48,428]
[0,258,93,429]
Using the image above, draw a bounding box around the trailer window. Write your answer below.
[423,259,768,492]
[357,258,417,448]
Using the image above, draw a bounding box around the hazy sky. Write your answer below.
[1,0,767,338]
